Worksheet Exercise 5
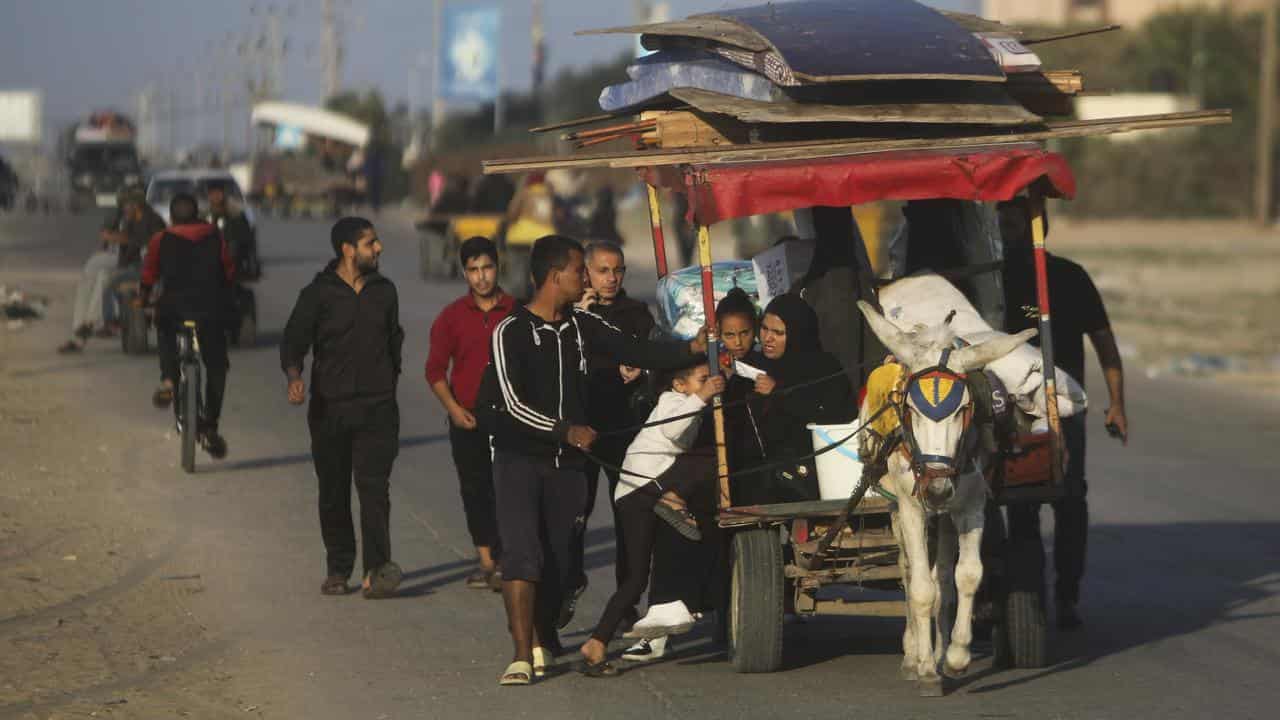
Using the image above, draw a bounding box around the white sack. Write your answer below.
[878,273,1087,418]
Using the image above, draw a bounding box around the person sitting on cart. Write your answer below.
[579,358,725,677]
[998,197,1129,631]
[739,293,857,506]
[140,192,235,459]
[621,288,760,660]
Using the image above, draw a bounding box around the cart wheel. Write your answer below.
[1004,590,1047,669]
[122,304,149,355]
[729,527,784,673]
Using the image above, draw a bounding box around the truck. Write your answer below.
[60,110,143,212]
[247,101,369,218]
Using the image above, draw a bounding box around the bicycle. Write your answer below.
[176,320,202,473]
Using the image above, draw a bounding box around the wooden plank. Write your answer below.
[575,17,770,52]
[640,110,750,149]
[704,0,1004,84]
[1023,25,1123,46]
[483,110,1232,174]
[669,86,1041,126]
[530,113,628,134]
[718,496,896,527]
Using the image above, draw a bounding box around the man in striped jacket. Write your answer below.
[488,234,705,686]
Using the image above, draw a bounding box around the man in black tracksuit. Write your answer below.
[487,234,704,685]
[566,240,656,628]
[281,217,405,599]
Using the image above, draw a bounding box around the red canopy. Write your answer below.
[639,144,1076,226]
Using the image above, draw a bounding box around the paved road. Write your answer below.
[3,211,1279,718]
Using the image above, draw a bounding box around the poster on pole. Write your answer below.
[439,4,501,102]
[0,91,43,143]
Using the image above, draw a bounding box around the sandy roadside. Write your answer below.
[0,271,250,719]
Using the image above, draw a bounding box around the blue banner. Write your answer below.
[439,4,501,102]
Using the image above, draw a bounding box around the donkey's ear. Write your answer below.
[952,329,1038,373]
[857,300,923,368]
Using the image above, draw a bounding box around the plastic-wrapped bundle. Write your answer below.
[655,261,760,340]
[878,272,1088,419]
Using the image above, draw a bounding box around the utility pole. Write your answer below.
[1257,0,1277,226]
[430,0,444,150]
[321,0,344,100]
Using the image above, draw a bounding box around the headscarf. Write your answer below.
[762,293,824,380]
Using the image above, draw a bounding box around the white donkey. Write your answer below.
[855,300,1036,696]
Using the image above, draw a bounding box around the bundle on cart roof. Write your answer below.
[580,0,1006,85]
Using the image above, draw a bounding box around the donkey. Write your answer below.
[855,300,1036,696]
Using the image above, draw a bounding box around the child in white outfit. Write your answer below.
[579,360,724,673]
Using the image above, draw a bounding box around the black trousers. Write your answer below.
[649,462,725,613]
[591,452,713,643]
[578,433,633,590]
[156,316,229,426]
[308,395,400,578]
[448,421,500,553]
[1007,414,1088,606]
[493,451,588,648]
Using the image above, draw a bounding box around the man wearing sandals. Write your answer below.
[281,217,405,599]
[426,236,514,591]
[485,235,705,685]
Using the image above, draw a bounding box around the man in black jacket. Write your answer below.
[564,240,656,628]
[281,217,406,599]
[488,234,705,685]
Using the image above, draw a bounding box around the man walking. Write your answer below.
[281,217,405,599]
[426,236,514,590]
[998,198,1128,630]
[487,234,705,685]
[563,241,655,629]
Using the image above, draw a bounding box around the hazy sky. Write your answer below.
[0,0,977,149]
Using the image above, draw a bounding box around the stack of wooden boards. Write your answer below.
[492,0,1230,172]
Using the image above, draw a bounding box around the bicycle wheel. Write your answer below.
[180,361,200,473]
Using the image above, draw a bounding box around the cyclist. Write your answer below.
[139,192,234,458]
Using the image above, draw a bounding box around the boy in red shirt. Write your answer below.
[426,236,515,589]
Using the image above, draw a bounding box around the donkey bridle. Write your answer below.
[893,348,978,503]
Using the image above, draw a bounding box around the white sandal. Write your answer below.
[532,646,550,677]
[499,660,533,686]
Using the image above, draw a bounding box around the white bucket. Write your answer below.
[808,422,865,501]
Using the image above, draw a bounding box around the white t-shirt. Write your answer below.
[616,390,707,502]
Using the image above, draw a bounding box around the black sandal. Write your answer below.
[654,502,702,542]
[320,575,348,596]
[578,659,621,678]
[152,386,174,409]
[362,561,403,599]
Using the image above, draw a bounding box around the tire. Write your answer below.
[180,362,200,474]
[122,304,149,355]
[1005,590,1047,669]
[729,527,785,673]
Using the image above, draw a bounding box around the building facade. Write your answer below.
[982,0,1270,27]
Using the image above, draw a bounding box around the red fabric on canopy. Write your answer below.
[639,145,1076,226]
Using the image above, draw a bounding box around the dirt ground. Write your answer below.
[1049,219,1280,395]
[0,273,248,719]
